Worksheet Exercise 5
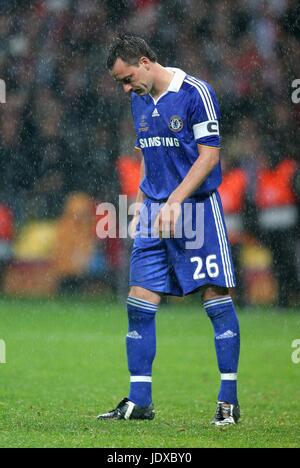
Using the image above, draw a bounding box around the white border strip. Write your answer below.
[204,298,233,309]
[127,297,158,312]
[130,376,152,383]
[212,193,235,287]
[210,195,231,287]
[184,79,213,120]
[221,373,237,381]
[187,76,217,119]
[212,194,233,286]
[128,297,158,307]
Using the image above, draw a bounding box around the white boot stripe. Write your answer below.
[124,401,135,420]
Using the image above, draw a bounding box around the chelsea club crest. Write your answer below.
[169,115,184,132]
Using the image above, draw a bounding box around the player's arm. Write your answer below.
[168,144,220,204]
[155,145,219,237]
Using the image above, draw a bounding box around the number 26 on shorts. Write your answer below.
[191,255,220,280]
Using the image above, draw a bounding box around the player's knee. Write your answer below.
[128,286,161,305]
[201,285,229,302]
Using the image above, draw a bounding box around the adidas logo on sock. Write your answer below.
[127,331,142,339]
[216,330,237,340]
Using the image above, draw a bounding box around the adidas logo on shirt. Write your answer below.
[216,330,237,340]
[152,108,160,117]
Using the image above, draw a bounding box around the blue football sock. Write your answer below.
[126,297,158,407]
[204,296,240,406]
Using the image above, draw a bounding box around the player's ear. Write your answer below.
[139,56,151,70]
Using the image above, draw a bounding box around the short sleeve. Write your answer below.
[188,80,221,147]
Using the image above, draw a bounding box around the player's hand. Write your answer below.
[154,201,182,239]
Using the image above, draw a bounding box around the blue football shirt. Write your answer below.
[131,68,222,201]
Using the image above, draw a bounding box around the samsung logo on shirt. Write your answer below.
[139,137,180,149]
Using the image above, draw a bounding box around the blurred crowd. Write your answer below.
[0,0,299,304]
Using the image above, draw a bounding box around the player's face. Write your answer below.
[111,58,153,95]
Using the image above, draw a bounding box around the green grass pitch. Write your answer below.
[0,297,299,448]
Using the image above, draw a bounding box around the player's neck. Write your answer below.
[150,64,174,100]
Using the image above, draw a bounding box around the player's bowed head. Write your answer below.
[107,34,174,99]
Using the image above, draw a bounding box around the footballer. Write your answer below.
[97,35,240,426]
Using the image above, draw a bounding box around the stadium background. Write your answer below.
[0,0,300,450]
[0,0,299,306]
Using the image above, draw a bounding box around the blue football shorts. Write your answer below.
[129,191,236,296]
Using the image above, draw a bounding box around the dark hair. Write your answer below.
[107,34,157,70]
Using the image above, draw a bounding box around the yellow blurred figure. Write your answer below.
[14,222,56,260]
[53,193,96,278]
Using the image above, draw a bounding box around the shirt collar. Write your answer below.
[165,67,186,93]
